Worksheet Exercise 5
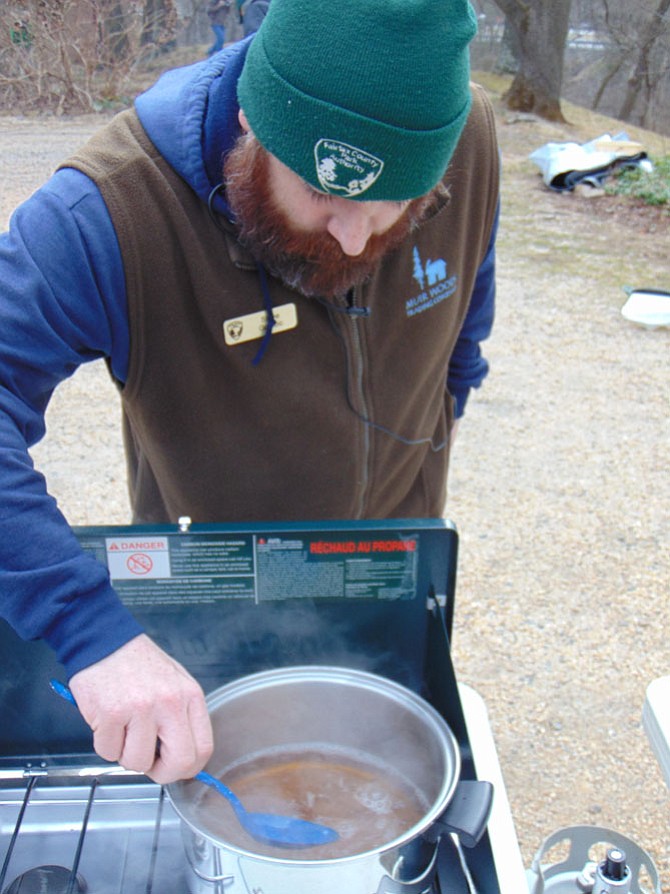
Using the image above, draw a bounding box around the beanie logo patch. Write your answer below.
[314,139,384,197]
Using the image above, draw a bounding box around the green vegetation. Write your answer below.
[606,154,670,207]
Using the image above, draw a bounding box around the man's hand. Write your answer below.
[69,634,214,784]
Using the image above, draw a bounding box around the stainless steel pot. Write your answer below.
[167,666,492,894]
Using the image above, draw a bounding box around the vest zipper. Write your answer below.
[345,287,371,518]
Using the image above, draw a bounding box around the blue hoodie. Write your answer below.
[0,38,497,678]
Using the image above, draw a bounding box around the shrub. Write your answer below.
[606,155,670,208]
[0,1,179,114]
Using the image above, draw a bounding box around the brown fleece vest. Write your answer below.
[63,85,499,524]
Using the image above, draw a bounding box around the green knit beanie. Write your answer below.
[236,0,478,201]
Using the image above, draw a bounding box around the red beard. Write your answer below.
[223,134,437,299]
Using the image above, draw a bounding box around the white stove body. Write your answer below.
[643,675,670,791]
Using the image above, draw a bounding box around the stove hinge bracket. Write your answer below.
[426,594,447,612]
[22,763,49,778]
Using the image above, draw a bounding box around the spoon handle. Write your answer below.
[50,681,237,809]
[49,678,338,847]
[50,678,77,705]
[195,771,245,813]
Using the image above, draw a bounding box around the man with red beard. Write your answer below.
[223,114,444,299]
[0,0,499,783]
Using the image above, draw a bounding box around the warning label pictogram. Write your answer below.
[126,553,153,575]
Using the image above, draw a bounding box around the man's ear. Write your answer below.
[238,108,250,132]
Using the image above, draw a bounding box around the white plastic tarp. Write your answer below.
[529,132,652,191]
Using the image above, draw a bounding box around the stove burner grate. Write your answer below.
[2,865,87,894]
[0,775,186,894]
[0,773,482,894]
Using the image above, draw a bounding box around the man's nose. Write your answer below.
[326,208,373,256]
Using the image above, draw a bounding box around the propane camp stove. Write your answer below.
[0,519,526,894]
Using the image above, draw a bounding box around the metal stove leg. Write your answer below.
[0,775,39,891]
[65,778,98,894]
[451,834,479,894]
[146,786,168,894]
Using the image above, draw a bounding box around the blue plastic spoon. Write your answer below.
[49,679,339,849]
[192,768,339,848]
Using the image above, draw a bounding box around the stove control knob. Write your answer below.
[603,849,626,881]
[592,847,631,894]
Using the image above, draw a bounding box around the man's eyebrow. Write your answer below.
[304,183,335,202]
[304,180,409,209]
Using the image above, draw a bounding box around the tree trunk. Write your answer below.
[617,0,670,122]
[141,0,160,45]
[493,0,572,121]
[141,0,179,48]
[98,0,130,61]
[494,17,519,75]
[592,53,627,111]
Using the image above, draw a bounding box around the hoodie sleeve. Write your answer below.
[0,168,143,678]
[447,199,499,418]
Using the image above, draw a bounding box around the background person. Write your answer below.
[241,0,270,36]
[206,0,231,55]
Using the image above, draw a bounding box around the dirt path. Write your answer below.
[1,84,669,887]
[449,81,670,885]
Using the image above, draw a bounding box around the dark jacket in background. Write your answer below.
[243,0,269,35]
[207,0,231,26]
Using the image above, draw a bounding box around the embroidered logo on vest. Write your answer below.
[314,139,384,197]
[405,247,458,317]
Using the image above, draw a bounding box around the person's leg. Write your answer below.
[207,23,226,55]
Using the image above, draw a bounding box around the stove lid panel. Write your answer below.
[0,519,458,767]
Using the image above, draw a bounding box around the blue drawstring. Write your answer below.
[206,189,275,366]
[252,264,276,366]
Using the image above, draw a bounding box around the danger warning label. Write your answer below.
[105,536,170,580]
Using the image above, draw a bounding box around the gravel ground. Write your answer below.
[1,93,669,890]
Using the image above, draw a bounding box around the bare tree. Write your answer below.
[494,17,519,75]
[140,0,178,48]
[617,0,670,123]
[587,0,670,132]
[97,0,131,61]
[493,0,573,121]
[0,0,180,113]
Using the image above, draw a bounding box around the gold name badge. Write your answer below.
[223,303,298,346]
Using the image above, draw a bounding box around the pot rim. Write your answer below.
[167,665,461,865]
